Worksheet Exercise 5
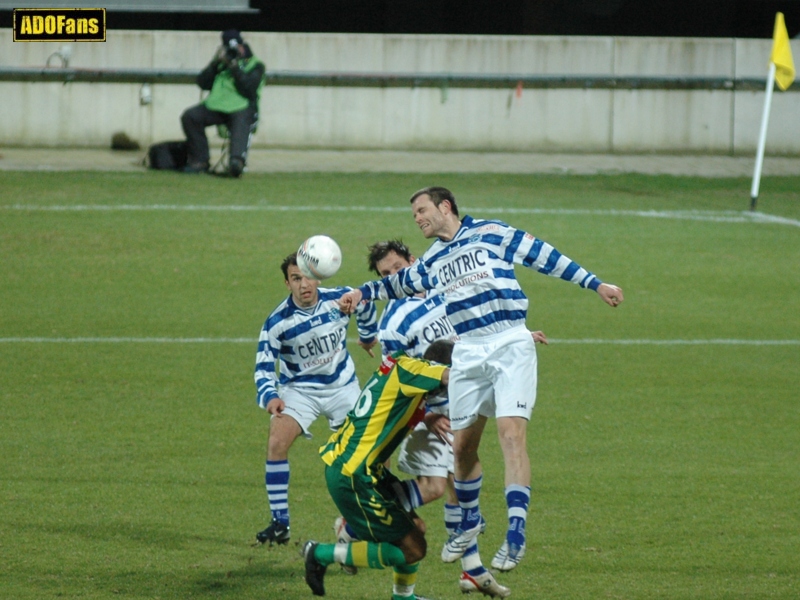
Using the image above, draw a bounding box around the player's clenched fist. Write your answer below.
[338,289,363,314]
[597,283,624,308]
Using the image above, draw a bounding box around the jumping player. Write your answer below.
[338,187,624,572]
[253,252,377,546]
[362,239,511,597]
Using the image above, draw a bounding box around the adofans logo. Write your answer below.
[14,8,106,42]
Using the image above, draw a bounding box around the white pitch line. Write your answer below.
[0,337,255,344]
[3,204,800,227]
[547,338,800,346]
[1,337,797,346]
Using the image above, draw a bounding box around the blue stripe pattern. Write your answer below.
[360,215,601,338]
[254,286,377,407]
[377,293,456,361]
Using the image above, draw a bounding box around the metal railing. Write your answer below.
[1,66,796,91]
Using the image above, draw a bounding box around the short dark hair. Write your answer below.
[409,186,459,218]
[367,239,412,275]
[280,253,298,280]
[423,339,454,365]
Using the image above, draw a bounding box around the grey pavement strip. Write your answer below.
[3,147,800,176]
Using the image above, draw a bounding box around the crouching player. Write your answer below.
[303,341,453,600]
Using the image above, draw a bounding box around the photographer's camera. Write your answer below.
[226,39,239,60]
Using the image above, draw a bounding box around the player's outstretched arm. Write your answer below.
[597,283,624,307]
[338,288,363,314]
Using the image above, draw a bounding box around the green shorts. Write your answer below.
[325,462,416,545]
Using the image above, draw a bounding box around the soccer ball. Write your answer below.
[296,235,342,280]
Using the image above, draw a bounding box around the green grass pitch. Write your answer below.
[1,171,799,599]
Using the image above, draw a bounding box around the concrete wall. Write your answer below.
[1,30,798,154]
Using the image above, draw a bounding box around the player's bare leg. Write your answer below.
[414,475,448,505]
[266,413,302,462]
[496,416,530,488]
[452,416,487,482]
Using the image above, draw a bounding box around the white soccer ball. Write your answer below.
[296,235,342,280]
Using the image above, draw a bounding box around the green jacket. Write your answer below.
[198,48,265,114]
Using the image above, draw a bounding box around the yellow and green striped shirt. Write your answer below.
[320,352,447,477]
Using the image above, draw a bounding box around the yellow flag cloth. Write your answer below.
[771,12,795,91]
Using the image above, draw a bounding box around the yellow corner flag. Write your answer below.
[771,12,795,90]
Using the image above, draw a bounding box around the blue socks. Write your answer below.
[266,459,290,524]
[505,484,530,546]
[454,475,483,530]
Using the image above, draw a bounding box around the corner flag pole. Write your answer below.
[750,62,776,211]
[750,12,796,212]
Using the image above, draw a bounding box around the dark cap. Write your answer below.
[221,29,243,46]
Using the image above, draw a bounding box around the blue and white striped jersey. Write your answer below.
[378,293,458,361]
[377,293,458,417]
[360,215,601,339]
[255,287,377,408]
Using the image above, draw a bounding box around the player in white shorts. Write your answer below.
[254,252,377,547]
[355,240,539,597]
[339,187,623,573]
[448,325,538,428]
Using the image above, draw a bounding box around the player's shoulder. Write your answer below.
[380,296,426,335]
[395,353,447,380]
[265,297,293,328]
[460,214,511,236]
[385,295,425,314]
[422,290,446,305]
[394,351,435,368]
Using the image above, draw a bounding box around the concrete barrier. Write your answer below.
[1,30,798,154]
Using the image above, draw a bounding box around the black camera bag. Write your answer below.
[147,141,188,170]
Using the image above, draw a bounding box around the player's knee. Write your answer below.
[423,476,447,501]
[181,108,198,128]
[454,440,480,464]
[267,430,296,458]
[497,417,527,449]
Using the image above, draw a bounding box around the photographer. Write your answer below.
[180,29,265,177]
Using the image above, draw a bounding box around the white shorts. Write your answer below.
[448,325,537,431]
[396,424,454,479]
[273,379,360,439]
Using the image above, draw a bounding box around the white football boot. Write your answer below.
[459,571,511,598]
[441,521,485,563]
[490,540,526,572]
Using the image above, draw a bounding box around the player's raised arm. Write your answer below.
[341,260,436,315]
